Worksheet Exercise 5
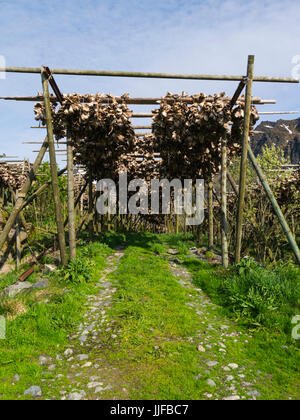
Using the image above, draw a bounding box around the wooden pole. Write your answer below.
[221,137,229,267]
[208,177,214,250]
[88,172,94,240]
[15,192,21,270]
[64,180,88,227]
[1,95,277,105]
[0,66,298,83]
[247,146,300,265]
[0,138,49,252]
[41,70,68,266]
[67,136,76,260]
[235,55,255,264]
[227,170,239,196]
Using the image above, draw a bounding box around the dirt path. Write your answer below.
[39,249,124,400]
[169,257,263,400]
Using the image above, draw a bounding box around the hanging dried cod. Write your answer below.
[152,92,259,180]
[0,162,32,190]
[34,93,136,180]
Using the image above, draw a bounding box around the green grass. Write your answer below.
[101,244,207,400]
[0,239,113,400]
[183,256,300,399]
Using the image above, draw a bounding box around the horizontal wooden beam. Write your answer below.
[258,111,299,115]
[0,66,298,83]
[0,95,276,105]
[132,113,153,118]
[23,141,67,145]
[30,125,153,130]
[0,160,25,163]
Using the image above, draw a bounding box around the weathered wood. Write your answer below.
[67,133,76,260]
[15,192,21,270]
[7,186,28,232]
[0,95,277,105]
[227,170,239,196]
[42,70,68,266]
[0,66,298,83]
[208,178,214,250]
[88,172,94,240]
[0,138,49,252]
[247,146,300,265]
[235,55,255,264]
[221,137,229,267]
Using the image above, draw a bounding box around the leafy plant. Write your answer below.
[236,257,261,276]
[60,257,95,285]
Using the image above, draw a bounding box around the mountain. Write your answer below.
[250,118,300,164]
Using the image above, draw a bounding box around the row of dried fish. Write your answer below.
[152,92,259,179]
[34,94,136,180]
[0,162,32,190]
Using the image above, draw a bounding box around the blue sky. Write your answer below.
[0,0,300,166]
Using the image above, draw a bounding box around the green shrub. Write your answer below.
[60,257,95,285]
[81,242,111,258]
[149,243,166,254]
[221,264,300,331]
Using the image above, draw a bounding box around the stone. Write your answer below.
[24,386,42,397]
[223,396,240,401]
[68,390,86,400]
[90,376,100,381]
[228,363,239,370]
[48,364,56,371]
[207,379,216,387]
[82,362,92,368]
[77,354,89,361]
[198,345,206,353]
[39,356,49,366]
[226,376,234,382]
[64,348,73,357]
[14,374,20,382]
[1,282,33,298]
[167,249,178,255]
[44,264,56,273]
[247,390,261,398]
[87,381,103,389]
[206,361,219,368]
[32,279,49,289]
[99,282,113,288]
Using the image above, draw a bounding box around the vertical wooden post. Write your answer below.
[67,135,76,260]
[41,70,68,266]
[88,172,94,239]
[235,55,255,264]
[208,177,214,250]
[15,192,21,270]
[221,137,229,267]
